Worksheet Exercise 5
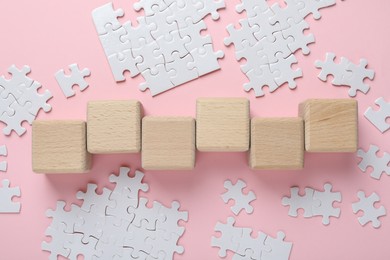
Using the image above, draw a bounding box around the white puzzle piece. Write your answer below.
[262,231,292,260]
[352,191,386,228]
[0,179,20,213]
[282,187,318,217]
[364,97,390,133]
[92,2,124,35]
[312,183,342,225]
[221,179,256,215]
[357,145,390,180]
[211,217,243,257]
[55,63,91,98]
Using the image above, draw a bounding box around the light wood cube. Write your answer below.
[32,121,91,173]
[87,100,142,154]
[196,98,250,152]
[250,118,304,170]
[142,116,195,170]
[299,99,358,152]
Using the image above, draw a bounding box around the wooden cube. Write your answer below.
[87,100,142,154]
[32,121,91,173]
[196,98,250,152]
[299,99,358,152]
[142,116,195,170]
[250,118,304,170]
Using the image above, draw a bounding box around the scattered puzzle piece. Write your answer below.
[221,179,256,215]
[352,191,386,228]
[364,97,390,133]
[55,63,91,98]
[0,179,21,213]
[357,145,390,180]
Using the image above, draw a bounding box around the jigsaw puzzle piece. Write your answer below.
[211,217,243,257]
[196,0,226,21]
[352,191,387,228]
[139,64,176,96]
[262,232,292,260]
[294,0,336,20]
[65,233,100,260]
[364,97,390,133]
[259,31,292,63]
[145,6,176,40]
[312,183,341,225]
[76,183,115,216]
[315,52,351,85]
[270,53,302,89]
[249,8,280,42]
[221,179,256,215]
[123,17,156,49]
[166,0,203,28]
[224,19,259,50]
[166,52,198,86]
[0,91,16,117]
[0,101,35,136]
[156,201,188,237]
[236,0,268,18]
[282,187,319,217]
[92,2,124,35]
[42,223,72,260]
[243,65,279,97]
[99,25,131,57]
[133,39,164,74]
[234,228,269,260]
[357,145,390,180]
[108,49,142,81]
[73,207,105,243]
[133,0,168,16]
[179,18,212,52]
[109,167,149,199]
[0,65,33,99]
[269,1,304,30]
[282,18,315,55]
[46,201,81,233]
[235,41,268,74]
[188,44,224,76]
[146,229,184,259]
[55,63,91,98]
[17,81,52,116]
[344,59,374,96]
[155,30,190,62]
[128,197,165,230]
[0,179,21,213]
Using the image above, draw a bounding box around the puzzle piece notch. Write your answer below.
[0,145,7,172]
[352,191,387,228]
[0,179,20,213]
[55,63,91,98]
[357,145,390,180]
[221,179,256,215]
[364,97,390,133]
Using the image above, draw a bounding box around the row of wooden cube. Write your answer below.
[32,98,357,173]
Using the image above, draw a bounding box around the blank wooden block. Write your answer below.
[87,100,142,154]
[299,99,358,152]
[32,121,91,173]
[196,98,250,152]
[250,118,304,170]
[142,116,195,170]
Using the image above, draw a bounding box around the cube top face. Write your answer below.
[196,98,250,152]
[87,100,141,154]
[299,99,358,152]
[32,120,91,173]
[250,117,304,170]
[142,116,195,170]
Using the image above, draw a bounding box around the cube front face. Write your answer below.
[196,98,250,152]
[250,118,304,170]
[141,116,195,170]
[299,99,358,152]
[32,121,91,173]
[87,100,141,154]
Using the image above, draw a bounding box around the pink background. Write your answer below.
[0,0,389,259]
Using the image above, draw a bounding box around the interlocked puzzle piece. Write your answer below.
[315,52,375,96]
[92,0,225,96]
[364,97,390,133]
[226,0,337,97]
[0,65,52,136]
[0,179,20,213]
[282,183,341,224]
[0,145,7,172]
[221,179,256,215]
[55,63,91,98]
[357,145,390,180]
[211,217,292,260]
[352,191,386,228]
[43,166,188,259]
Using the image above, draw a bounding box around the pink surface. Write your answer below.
[0,0,389,259]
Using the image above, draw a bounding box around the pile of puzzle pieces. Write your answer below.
[42,167,188,259]
[0,65,52,136]
[92,0,225,96]
[212,217,292,260]
[225,0,335,97]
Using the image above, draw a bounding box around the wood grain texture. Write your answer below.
[87,100,142,154]
[196,98,250,152]
[299,99,358,152]
[32,120,91,173]
[142,116,195,170]
[250,117,304,170]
